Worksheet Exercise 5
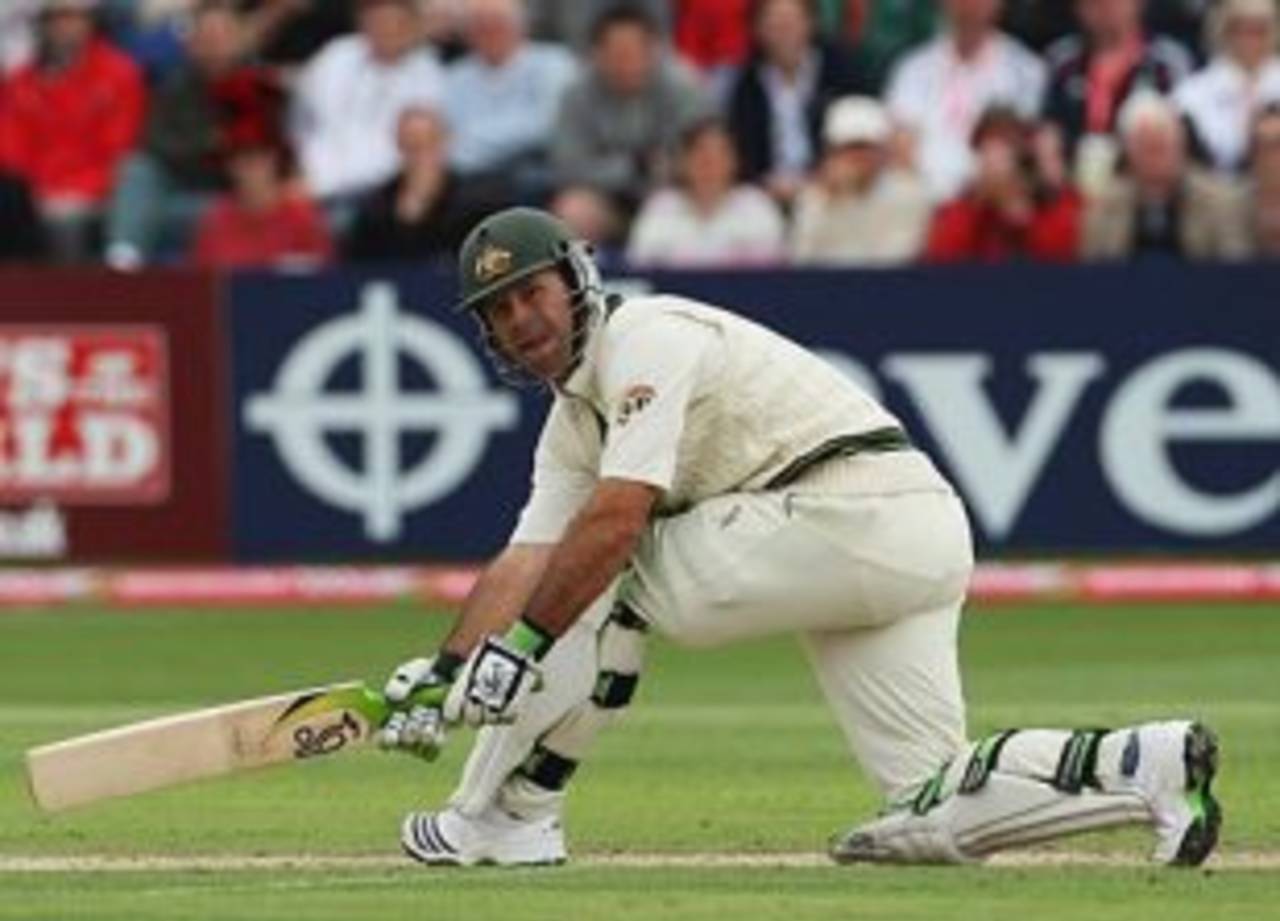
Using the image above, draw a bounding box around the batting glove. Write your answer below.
[378,655,459,760]
[443,622,552,727]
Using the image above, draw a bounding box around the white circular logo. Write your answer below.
[244,283,518,541]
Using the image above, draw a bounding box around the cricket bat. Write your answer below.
[25,681,445,813]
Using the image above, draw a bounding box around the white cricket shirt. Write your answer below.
[510,295,903,543]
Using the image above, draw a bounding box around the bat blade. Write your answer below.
[25,681,389,813]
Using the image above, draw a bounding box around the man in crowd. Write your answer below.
[0,0,145,261]
[345,106,505,263]
[104,0,249,269]
[290,0,443,228]
[726,0,870,204]
[549,5,710,215]
[886,0,1045,200]
[1043,0,1193,186]
[1083,91,1251,261]
[442,0,577,199]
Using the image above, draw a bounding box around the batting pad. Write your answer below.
[834,772,1149,864]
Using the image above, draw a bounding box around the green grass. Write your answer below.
[0,603,1276,919]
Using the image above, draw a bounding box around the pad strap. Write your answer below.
[610,602,650,632]
[1053,729,1107,794]
[516,744,579,791]
[959,730,1019,794]
[911,759,954,815]
[592,672,639,709]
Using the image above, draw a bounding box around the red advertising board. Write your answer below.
[0,269,228,560]
[0,325,170,504]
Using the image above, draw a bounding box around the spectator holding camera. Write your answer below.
[1175,0,1280,175]
[791,95,932,265]
[925,106,1081,262]
[626,117,786,267]
[1082,91,1250,261]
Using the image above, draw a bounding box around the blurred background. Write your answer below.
[0,0,1274,597]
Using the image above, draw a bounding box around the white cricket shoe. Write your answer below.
[1129,721,1222,866]
[400,806,566,867]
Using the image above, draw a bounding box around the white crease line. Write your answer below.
[0,851,1276,873]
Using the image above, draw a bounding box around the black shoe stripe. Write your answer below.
[423,815,458,855]
[409,815,445,858]
[408,816,434,858]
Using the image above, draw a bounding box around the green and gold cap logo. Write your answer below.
[473,245,514,284]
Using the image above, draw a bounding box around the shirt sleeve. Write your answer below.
[596,311,720,490]
[509,400,600,545]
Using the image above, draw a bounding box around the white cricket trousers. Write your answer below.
[621,451,973,800]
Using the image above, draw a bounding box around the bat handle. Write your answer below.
[403,684,449,710]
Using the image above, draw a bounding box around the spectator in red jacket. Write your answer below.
[0,0,145,261]
[925,106,1082,263]
[191,106,333,270]
[673,0,752,98]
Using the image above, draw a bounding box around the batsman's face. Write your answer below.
[483,269,576,382]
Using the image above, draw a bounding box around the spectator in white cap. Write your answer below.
[1174,0,1280,174]
[1083,90,1251,261]
[626,117,787,267]
[790,95,932,265]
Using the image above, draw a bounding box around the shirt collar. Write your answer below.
[555,302,610,403]
[1217,54,1280,87]
[943,32,997,71]
[762,49,818,95]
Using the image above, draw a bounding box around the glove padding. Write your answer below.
[443,635,540,727]
[378,656,449,759]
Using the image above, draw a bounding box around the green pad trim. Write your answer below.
[1053,729,1108,794]
[959,730,1019,794]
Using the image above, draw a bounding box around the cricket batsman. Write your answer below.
[378,207,1221,867]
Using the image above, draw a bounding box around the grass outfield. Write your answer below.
[0,602,1276,919]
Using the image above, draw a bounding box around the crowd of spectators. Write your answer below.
[0,0,1278,270]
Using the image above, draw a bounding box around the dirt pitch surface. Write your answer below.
[2,851,1278,873]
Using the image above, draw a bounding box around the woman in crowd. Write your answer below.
[626,116,786,267]
[1175,0,1280,174]
[191,82,332,269]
